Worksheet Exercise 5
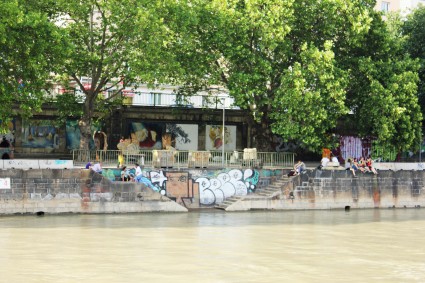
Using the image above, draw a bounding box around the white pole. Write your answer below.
[222,98,225,168]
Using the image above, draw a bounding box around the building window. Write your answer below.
[381,1,390,12]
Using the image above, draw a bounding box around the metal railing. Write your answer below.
[71,149,295,169]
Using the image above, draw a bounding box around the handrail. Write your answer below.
[71,149,295,169]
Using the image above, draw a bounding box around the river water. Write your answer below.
[1,209,425,283]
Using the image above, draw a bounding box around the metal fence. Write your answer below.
[71,149,295,169]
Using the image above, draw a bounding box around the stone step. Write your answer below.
[215,205,226,210]
[259,189,279,193]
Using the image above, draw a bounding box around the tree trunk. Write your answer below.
[78,116,92,150]
[250,114,275,152]
[78,92,96,150]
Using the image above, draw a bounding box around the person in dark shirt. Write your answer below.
[0,137,10,148]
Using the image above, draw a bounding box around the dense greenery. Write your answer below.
[339,11,422,152]
[47,0,179,149]
[1,0,423,152]
[167,0,422,152]
[0,0,60,131]
[402,6,425,126]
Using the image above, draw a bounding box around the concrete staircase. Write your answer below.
[215,195,245,210]
[255,175,291,197]
[215,174,293,211]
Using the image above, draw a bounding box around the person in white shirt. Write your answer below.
[321,156,330,168]
[91,162,102,174]
[134,163,142,177]
[331,154,340,166]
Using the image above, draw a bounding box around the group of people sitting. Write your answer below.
[347,156,378,177]
[289,155,378,178]
[120,163,145,182]
[319,154,340,169]
[85,161,158,191]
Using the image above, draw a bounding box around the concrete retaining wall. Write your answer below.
[3,167,424,214]
[1,159,74,169]
[0,169,187,215]
[227,169,425,211]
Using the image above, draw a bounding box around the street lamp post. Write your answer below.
[222,97,225,168]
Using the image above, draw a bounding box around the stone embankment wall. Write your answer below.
[229,169,425,211]
[0,169,187,215]
[296,170,424,209]
[3,167,423,214]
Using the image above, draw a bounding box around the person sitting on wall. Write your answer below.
[91,162,103,174]
[346,158,357,177]
[294,160,306,175]
[358,157,369,173]
[134,174,158,191]
[0,137,10,148]
[331,154,340,167]
[85,162,92,169]
[353,158,365,173]
[319,155,330,169]
[366,157,378,175]
[121,166,131,181]
[134,163,142,177]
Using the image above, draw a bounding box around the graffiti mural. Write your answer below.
[66,120,99,150]
[166,123,198,150]
[149,170,168,193]
[22,120,59,149]
[206,125,236,151]
[129,122,164,149]
[195,169,259,206]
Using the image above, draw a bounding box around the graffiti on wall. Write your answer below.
[66,120,99,150]
[129,122,164,149]
[22,120,59,149]
[195,169,259,206]
[141,168,259,207]
[206,125,236,151]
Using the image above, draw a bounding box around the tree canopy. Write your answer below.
[37,0,185,149]
[1,0,423,153]
[166,0,422,152]
[337,11,422,151]
[402,6,425,124]
[0,0,60,130]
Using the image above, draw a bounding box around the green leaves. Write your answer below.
[342,11,423,152]
[402,6,425,127]
[0,0,59,129]
[270,43,348,151]
[168,0,375,151]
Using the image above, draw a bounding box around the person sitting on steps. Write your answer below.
[294,160,306,175]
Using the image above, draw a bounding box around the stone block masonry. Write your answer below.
[2,167,423,213]
[226,169,425,211]
[0,169,187,215]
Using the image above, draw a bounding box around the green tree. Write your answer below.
[0,0,60,130]
[340,11,422,152]
[166,0,374,152]
[49,0,176,149]
[403,6,425,122]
